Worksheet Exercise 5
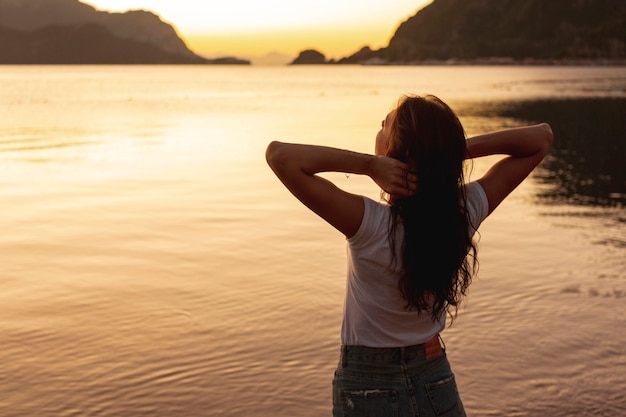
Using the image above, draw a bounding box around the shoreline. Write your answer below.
[297,58,626,67]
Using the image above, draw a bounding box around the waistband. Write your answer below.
[340,334,444,366]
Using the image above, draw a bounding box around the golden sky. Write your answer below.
[82,1,432,60]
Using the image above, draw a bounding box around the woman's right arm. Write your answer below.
[466,123,554,214]
[266,141,415,237]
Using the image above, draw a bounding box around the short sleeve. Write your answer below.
[464,182,489,234]
[348,196,390,249]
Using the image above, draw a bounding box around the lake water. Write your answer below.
[0,65,624,416]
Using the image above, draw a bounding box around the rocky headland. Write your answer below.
[292,0,626,65]
[0,0,249,64]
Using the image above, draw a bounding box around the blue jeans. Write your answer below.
[332,341,466,417]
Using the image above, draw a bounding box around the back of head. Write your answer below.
[386,95,466,189]
[384,95,476,322]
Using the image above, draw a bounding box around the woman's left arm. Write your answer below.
[266,141,414,238]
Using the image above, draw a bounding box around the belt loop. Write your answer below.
[341,346,347,367]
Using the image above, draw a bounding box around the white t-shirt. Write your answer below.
[341,181,489,347]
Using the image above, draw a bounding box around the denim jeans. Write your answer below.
[332,342,466,417]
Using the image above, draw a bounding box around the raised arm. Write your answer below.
[266,141,415,238]
[466,123,554,214]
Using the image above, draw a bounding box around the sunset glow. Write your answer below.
[81,0,432,59]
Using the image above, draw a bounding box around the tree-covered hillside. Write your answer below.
[342,0,625,64]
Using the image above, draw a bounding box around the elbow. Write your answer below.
[266,140,290,173]
[540,123,554,147]
[537,123,554,154]
[265,140,282,169]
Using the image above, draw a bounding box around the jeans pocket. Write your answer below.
[424,374,465,417]
[335,389,399,417]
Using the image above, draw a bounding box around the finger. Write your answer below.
[396,187,415,197]
[404,174,418,194]
[392,182,415,196]
[404,172,417,186]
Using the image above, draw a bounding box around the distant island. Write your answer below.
[291,0,626,65]
[0,0,249,65]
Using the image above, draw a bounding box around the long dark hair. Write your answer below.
[384,95,477,322]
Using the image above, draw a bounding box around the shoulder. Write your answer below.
[464,182,489,232]
[348,196,392,247]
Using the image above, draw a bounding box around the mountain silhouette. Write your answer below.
[0,0,249,64]
[337,0,626,64]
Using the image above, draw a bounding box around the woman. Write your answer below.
[266,95,553,417]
